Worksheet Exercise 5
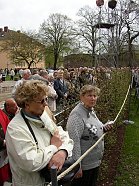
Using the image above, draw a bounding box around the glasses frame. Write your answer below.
[35,97,48,104]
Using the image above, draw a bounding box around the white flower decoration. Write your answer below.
[90,125,98,135]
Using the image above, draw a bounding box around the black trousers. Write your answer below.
[70,167,99,186]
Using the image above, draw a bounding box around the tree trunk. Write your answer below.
[53,49,59,70]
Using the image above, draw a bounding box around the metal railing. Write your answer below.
[54,100,79,129]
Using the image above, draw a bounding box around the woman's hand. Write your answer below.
[50,131,62,148]
[103,121,114,132]
[48,150,67,171]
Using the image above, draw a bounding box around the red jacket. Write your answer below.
[0,109,10,133]
[0,109,11,186]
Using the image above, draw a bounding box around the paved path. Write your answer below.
[0,81,16,108]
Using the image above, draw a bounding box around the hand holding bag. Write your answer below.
[40,157,80,184]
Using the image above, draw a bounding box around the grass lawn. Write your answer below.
[5,75,19,81]
[114,92,139,186]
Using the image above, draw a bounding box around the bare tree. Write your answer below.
[104,0,139,67]
[0,30,45,69]
[75,6,99,67]
[39,13,75,69]
[124,0,139,67]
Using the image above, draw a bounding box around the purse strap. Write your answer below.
[20,109,38,147]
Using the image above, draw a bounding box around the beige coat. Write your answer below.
[47,84,58,112]
[6,111,73,186]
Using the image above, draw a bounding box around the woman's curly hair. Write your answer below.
[80,84,100,97]
[14,80,49,108]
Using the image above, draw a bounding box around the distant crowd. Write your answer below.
[0,66,114,111]
[0,68,17,81]
[1,66,138,112]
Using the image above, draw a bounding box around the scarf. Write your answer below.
[22,110,57,135]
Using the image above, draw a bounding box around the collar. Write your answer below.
[80,101,94,111]
[79,102,96,118]
[22,109,41,121]
[21,109,57,135]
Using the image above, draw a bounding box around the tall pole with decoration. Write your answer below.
[108,0,117,10]
[96,0,104,67]
[108,0,117,67]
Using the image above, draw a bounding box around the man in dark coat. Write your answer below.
[54,69,69,105]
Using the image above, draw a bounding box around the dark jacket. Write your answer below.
[54,78,68,102]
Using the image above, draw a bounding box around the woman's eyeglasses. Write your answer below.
[36,97,48,104]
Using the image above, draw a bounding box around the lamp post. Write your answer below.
[108,0,117,67]
[96,0,104,67]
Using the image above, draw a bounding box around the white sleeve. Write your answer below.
[57,126,74,158]
[6,126,58,172]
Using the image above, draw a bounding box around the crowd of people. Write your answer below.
[0,66,119,186]
[1,66,114,109]
[0,68,18,82]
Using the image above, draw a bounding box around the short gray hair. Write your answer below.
[80,85,100,96]
[39,70,48,77]
[22,69,31,76]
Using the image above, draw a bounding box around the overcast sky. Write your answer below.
[0,0,109,32]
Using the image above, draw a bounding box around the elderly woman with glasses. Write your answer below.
[5,80,73,186]
[67,84,113,186]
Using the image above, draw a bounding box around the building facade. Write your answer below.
[0,26,45,70]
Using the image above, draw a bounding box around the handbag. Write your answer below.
[40,157,80,184]
[21,110,80,184]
